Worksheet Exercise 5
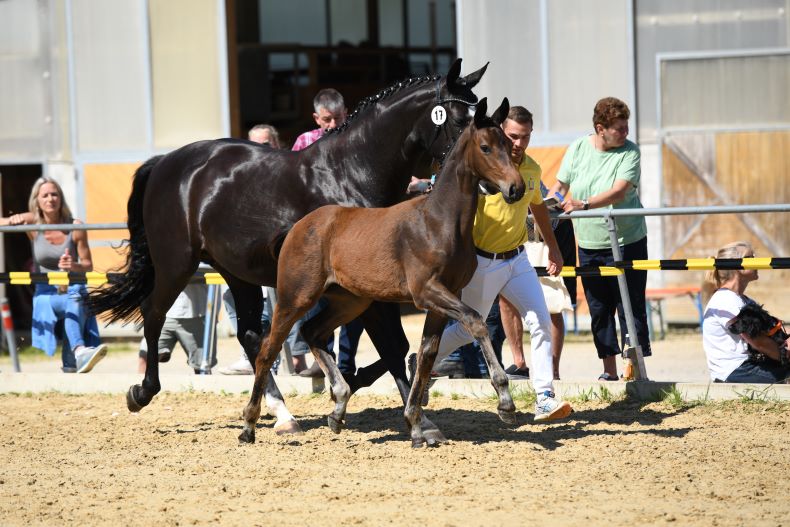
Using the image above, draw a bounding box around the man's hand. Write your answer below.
[546,244,562,277]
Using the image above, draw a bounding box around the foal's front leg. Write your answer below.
[417,282,516,424]
[404,311,448,448]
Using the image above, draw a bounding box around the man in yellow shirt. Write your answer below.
[434,105,572,421]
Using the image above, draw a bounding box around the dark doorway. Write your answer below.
[1,164,41,332]
[226,0,457,145]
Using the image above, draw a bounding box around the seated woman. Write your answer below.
[1,177,107,373]
[702,241,790,383]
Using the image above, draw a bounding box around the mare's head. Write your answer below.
[325,58,487,171]
[423,58,489,162]
[465,98,525,204]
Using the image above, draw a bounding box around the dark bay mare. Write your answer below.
[241,98,524,447]
[88,59,487,434]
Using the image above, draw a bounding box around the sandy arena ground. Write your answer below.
[1,313,788,525]
[1,391,789,526]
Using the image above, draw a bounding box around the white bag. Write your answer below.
[525,241,573,315]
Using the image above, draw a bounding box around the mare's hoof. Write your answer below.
[327,415,345,434]
[274,419,303,436]
[126,385,144,413]
[238,429,255,444]
[498,409,518,425]
[423,428,448,445]
[411,437,427,449]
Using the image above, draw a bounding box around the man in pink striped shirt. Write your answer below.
[291,88,348,151]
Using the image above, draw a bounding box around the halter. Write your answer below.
[427,78,478,166]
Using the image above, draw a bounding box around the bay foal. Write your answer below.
[240,98,524,447]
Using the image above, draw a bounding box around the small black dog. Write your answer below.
[728,302,788,366]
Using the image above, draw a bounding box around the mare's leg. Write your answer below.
[404,311,448,448]
[299,289,370,433]
[239,298,311,443]
[221,272,300,434]
[355,302,408,393]
[416,280,516,424]
[129,268,195,412]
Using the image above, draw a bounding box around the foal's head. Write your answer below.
[466,98,525,204]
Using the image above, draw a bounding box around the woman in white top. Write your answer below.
[702,241,789,383]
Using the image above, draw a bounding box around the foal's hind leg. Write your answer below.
[239,304,307,443]
[221,273,299,434]
[300,290,370,433]
[415,281,516,424]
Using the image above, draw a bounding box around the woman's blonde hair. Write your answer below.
[28,177,73,225]
[704,241,754,288]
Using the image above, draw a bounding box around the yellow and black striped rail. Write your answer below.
[1,257,788,285]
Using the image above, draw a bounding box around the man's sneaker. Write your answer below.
[218,354,254,375]
[75,344,108,374]
[534,390,572,422]
[505,364,530,380]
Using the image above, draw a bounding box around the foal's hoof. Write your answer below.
[274,419,303,436]
[327,415,345,434]
[498,409,518,425]
[238,428,255,444]
[423,428,448,446]
[411,437,427,449]
[126,385,145,413]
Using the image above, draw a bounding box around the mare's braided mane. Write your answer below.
[324,74,440,137]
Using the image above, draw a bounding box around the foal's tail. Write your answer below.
[87,155,163,324]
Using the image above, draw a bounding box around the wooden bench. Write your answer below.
[645,286,703,340]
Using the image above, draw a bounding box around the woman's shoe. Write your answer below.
[597,372,619,381]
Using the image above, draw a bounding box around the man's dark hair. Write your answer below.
[506,106,533,126]
[313,88,345,113]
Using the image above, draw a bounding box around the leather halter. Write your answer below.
[427,78,478,165]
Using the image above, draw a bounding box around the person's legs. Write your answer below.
[486,299,505,367]
[337,318,364,374]
[499,296,527,369]
[579,247,621,377]
[500,253,554,394]
[725,359,790,384]
[550,312,564,380]
[48,293,86,350]
[175,317,215,371]
[618,237,651,356]
[157,317,179,364]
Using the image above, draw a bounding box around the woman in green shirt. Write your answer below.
[549,97,651,381]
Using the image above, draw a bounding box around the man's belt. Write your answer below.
[474,245,524,260]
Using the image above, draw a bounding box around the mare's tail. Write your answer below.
[87,155,163,324]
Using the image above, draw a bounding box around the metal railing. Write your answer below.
[2,203,788,379]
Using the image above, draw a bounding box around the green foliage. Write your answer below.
[509,384,537,405]
[662,385,686,409]
[734,385,780,403]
